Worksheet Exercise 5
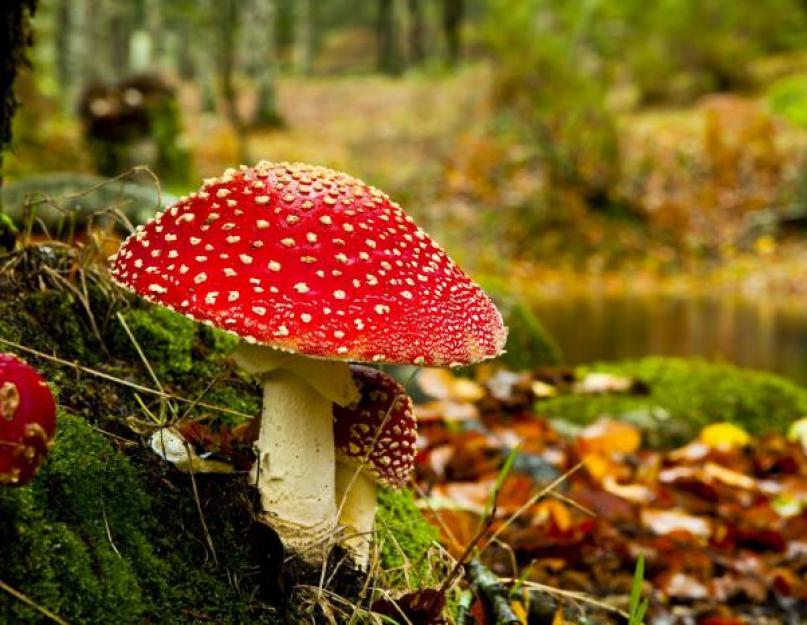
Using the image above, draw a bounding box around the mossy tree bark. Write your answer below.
[1,0,37,210]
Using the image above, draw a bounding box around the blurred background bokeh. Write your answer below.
[7,0,807,382]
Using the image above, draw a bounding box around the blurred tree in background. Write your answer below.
[9,0,807,266]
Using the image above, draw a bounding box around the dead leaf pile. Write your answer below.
[413,367,807,624]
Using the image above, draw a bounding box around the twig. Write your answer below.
[454,589,474,625]
[439,447,520,595]
[467,559,520,625]
[0,578,71,625]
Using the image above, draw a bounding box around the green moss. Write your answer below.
[109,306,197,381]
[0,245,441,622]
[376,487,440,588]
[0,413,282,625]
[540,357,807,445]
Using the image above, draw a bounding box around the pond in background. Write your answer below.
[533,294,807,385]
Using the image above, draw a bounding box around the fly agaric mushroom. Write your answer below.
[0,353,57,486]
[109,161,506,563]
[333,365,416,568]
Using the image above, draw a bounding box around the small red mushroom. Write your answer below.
[333,365,416,567]
[0,353,57,486]
[109,161,506,564]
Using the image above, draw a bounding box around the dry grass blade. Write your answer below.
[0,578,72,625]
[0,337,254,420]
[115,311,164,392]
[479,462,583,554]
[183,439,219,566]
[438,446,520,596]
[499,578,630,619]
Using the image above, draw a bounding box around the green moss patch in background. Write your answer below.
[540,357,807,446]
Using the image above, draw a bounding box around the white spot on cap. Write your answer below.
[240,254,253,265]
[300,313,312,323]
[194,272,207,284]
[293,282,310,294]
[148,284,167,294]
[333,290,346,300]
[268,261,281,271]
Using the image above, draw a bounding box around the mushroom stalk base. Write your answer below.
[253,369,339,561]
[335,460,377,570]
[234,343,359,564]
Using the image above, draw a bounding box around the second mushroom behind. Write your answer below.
[109,161,506,567]
[333,365,417,568]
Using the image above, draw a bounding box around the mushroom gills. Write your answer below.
[335,459,378,569]
[233,343,359,561]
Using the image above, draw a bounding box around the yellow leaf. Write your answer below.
[512,601,529,625]
[699,422,750,449]
[552,608,566,625]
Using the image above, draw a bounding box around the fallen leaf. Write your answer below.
[700,422,751,449]
[372,589,446,625]
[641,509,712,538]
[577,419,641,455]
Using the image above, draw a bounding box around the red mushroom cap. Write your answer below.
[333,365,416,487]
[110,162,506,367]
[0,353,57,486]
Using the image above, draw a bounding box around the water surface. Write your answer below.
[534,294,807,385]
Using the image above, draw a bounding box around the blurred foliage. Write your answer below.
[540,357,807,445]
[768,73,807,129]
[477,275,562,369]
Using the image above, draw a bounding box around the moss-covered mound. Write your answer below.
[0,243,439,624]
[540,357,807,445]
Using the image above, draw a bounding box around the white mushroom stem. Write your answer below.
[233,343,359,564]
[335,459,378,570]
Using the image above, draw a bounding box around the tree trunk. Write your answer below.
[293,0,314,75]
[65,0,89,101]
[144,0,164,69]
[1,0,38,203]
[407,0,425,66]
[442,0,463,67]
[243,0,283,127]
[377,0,402,75]
[216,0,249,162]
[54,0,71,99]
[107,1,132,78]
